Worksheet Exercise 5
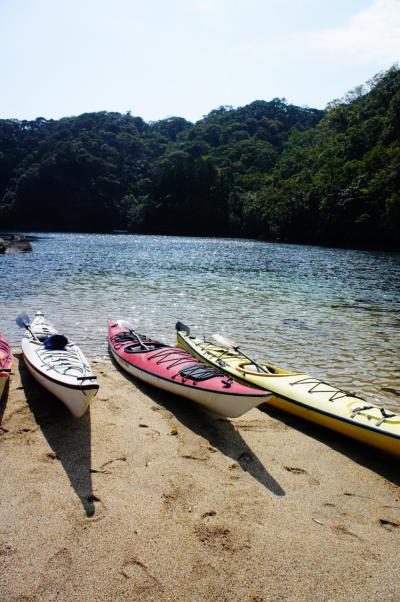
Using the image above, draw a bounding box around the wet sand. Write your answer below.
[0,354,399,602]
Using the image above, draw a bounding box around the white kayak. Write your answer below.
[21,311,98,417]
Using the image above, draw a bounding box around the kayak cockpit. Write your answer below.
[236,361,297,377]
[111,330,166,353]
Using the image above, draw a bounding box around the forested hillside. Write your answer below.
[0,67,399,247]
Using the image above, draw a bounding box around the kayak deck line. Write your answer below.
[23,353,99,392]
[109,344,265,398]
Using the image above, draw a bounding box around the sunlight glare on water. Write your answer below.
[1,233,399,410]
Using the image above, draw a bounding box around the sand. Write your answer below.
[0,353,399,602]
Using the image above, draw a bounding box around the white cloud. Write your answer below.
[298,0,400,63]
[237,0,400,66]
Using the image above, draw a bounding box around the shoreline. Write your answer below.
[0,355,399,601]
[2,229,400,253]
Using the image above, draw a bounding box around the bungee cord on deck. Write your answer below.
[113,330,232,383]
[36,345,91,377]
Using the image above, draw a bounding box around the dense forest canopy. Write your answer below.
[0,67,399,248]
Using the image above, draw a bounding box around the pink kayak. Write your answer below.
[108,321,271,417]
[0,334,12,398]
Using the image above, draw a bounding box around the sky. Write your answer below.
[0,0,399,123]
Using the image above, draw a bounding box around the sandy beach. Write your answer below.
[0,353,399,602]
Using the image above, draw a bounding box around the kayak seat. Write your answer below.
[44,334,69,350]
[114,332,160,345]
[113,331,167,353]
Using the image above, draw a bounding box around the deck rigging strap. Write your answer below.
[179,364,229,383]
[148,347,228,382]
[0,339,11,368]
[350,405,374,418]
[290,377,366,402]
[376,408,397,427]
[37,346,90,376]
[351,405,397,426]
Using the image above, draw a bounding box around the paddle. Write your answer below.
[175,321,190,336]
[16,311,41,342]
[212,333,272,374]
[117,320,150,351]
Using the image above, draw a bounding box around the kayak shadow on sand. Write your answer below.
[18,355,95,517]
[259,404,400,487]
[0,378,10,425]
[110,355,285,497]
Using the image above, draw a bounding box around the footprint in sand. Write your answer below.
[35,548,73,597]
[178,442,210,461]
[0,543,14,557]
[284,466,307,474]
[139,423,161,438]
[121,558,162,594]
[234,419,287,432]
[97,456,127,472]
[194,524,233,551]
[332,524,361,539]
[161,484,187,511]
[379,518,399,531]
[312,516,361,540]
[313,502,362,541]
[284,465,320,485]
[180,453,207,461]
[44,451,59,461]
[194,522,250,554]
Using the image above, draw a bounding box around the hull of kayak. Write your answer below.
[176,330,400,456]
[21,312,98,417]
[108,321,270,418]
[0,335,12,399]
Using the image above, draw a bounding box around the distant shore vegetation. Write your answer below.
[0,67,399,249]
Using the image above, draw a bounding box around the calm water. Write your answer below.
[1,233,399,410]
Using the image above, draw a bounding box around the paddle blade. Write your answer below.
[16,311,31,329]
[175,321,190,335]
[212,333,237,349]
[117,320,135,331]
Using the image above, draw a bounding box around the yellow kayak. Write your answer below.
[176,324,400,456]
